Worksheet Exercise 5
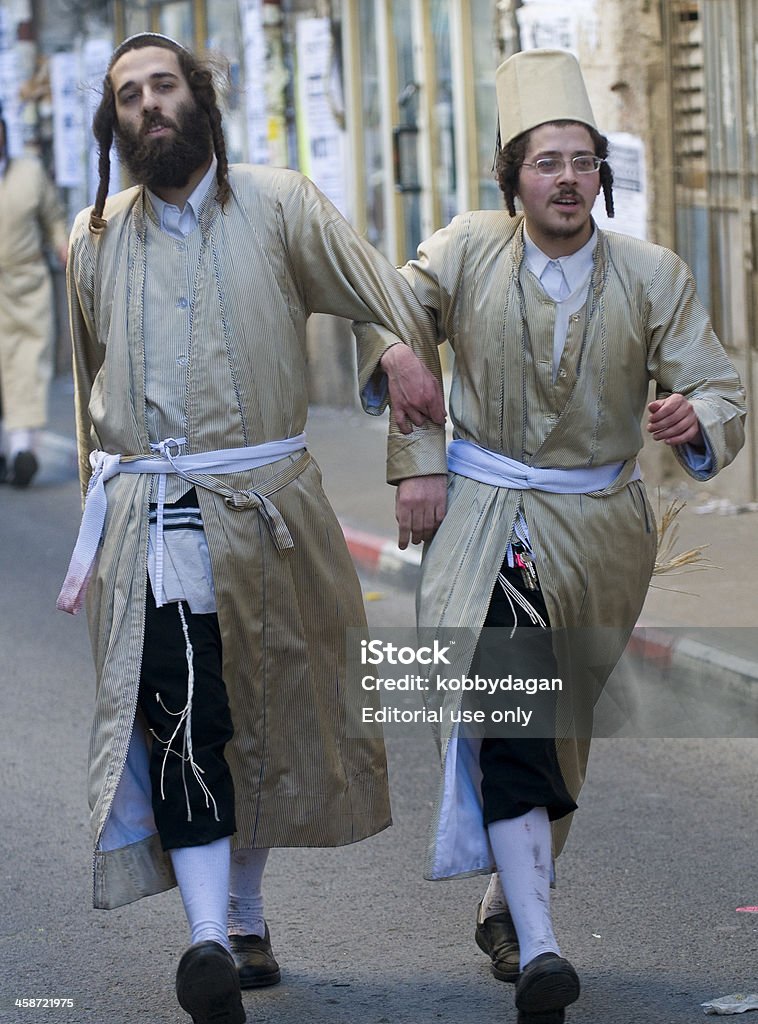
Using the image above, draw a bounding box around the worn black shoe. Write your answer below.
[515,952,580,1015]
[175,941,246,1024]
[229,924,281,988]
[0,454,6,483]
[10,450,38,488]
[474,901,520,982]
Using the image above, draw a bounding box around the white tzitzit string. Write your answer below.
[153,600,220,823]
[496,572,548,637]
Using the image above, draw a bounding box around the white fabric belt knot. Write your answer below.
[446,438,640,493]
[57,434,307,615]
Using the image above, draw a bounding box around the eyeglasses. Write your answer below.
[521,155,603,177]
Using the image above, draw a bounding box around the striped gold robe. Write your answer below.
[66,165,442,909]
[359,213,746,880]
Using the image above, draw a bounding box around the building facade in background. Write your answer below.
[0,0,755,498]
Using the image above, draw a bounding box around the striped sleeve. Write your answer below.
[67,211,105,503]
[644,246,746,476]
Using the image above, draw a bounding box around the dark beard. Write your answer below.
[115,100,212,191]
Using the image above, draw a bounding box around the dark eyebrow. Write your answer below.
[533,149,595,159]
[115,71,179,100]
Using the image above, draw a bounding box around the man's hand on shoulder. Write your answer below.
[647,393,704,449]
[395,474,447,550]
[380,343,446,434]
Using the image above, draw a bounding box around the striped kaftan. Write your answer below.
[358,213,746,880]
[66,165,445,909]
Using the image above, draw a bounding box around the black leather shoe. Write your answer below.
[229,924,281,988]
[474,901,520,982]
[10,451,38,488]
[175,941,246,1024]
[515,952,580,1014]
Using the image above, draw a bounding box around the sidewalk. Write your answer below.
[42,376,758,722]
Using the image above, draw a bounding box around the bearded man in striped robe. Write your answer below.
[61,32,446,1024]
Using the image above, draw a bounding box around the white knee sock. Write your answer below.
[170,837,231,951]
[487,807,559,969]
[480,872,509,921]
[228,847,269,938]
[7,428,35,458]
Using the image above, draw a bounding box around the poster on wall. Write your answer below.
[50,51,85,187]
[294,16,347,217]
[0,46,24,157]
[516,0,599,55]
[239,0,269,164]
[592,132,647,240]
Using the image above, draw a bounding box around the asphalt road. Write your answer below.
[1,442,757,1024]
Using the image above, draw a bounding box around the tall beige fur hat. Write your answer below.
[496,49,597,148]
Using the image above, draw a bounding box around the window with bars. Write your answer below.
[665,0,756,355]
[670,1,705,188]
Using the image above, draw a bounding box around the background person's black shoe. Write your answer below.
[515,952,580,1014]
[10,451,38,488]
[474,901,520,982]
[176,941,246,1024]
[229,924,281,988]
[0,455,6,483]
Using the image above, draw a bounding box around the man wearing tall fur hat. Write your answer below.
[355,48,745,1022]
[59,32,446,1024]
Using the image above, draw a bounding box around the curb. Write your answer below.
[628,625,758,704]
[341,523,420,593]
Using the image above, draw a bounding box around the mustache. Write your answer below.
[140,112,177,136]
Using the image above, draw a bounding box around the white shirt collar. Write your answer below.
[523,224,597,295]
[148,156,217,238]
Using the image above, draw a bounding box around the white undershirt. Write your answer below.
[144,157,219,612]
[522,226,597,381]
[147,156,217,239]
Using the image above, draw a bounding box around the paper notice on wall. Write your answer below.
[0,47,25,157]
[295,16,347,216]
[592,132,647,240]
[239,0,268,164]
[517,1,598,55]
[82,38,117,202]
[0,6,10,51]
[50,51,85,187]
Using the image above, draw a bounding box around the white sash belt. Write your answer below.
[447,438,640,492]
[57,434,308,615]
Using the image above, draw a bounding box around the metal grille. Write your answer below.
[670,1,706,185]
[664,0,756,354]
[664,0,757,498]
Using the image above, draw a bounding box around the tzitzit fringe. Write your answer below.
[152,600,220,823]
[496,572,548,637]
